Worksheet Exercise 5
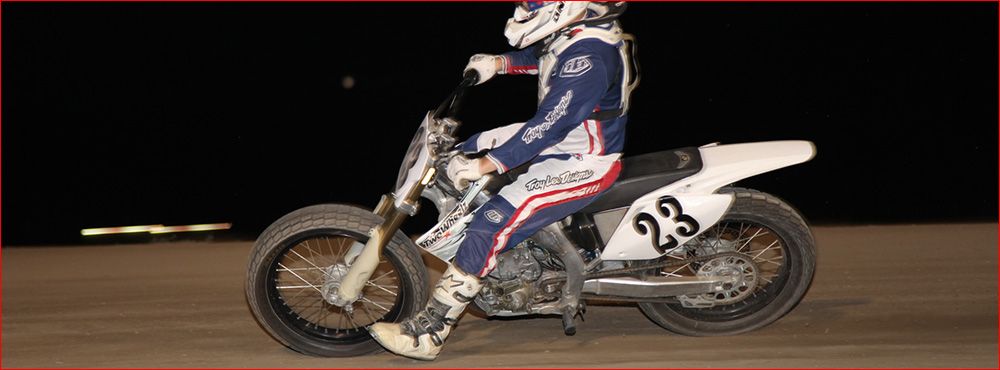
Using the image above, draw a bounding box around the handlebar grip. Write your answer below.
[462,70,480,87]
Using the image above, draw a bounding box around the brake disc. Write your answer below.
[678,254,760,308]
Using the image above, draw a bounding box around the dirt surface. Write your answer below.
[2,223,997,368]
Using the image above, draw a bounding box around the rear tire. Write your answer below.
[245,204,429,356]
[638,187,816,336]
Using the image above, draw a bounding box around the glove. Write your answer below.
[464,54,500,85]
[446,155,484,190]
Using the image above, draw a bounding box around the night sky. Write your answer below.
[3,2,997,246]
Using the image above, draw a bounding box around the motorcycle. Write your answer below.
[245,72,817,357]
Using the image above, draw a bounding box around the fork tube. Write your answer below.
[336,164,434,305]
[335,194,409,305]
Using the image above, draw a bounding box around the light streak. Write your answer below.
[81,223,232,236]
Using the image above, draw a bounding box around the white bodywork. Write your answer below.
[600,140,816,260]
[415,178,492,261]
[393,113,434,212]
[601,194,733,260]
[412,140,815,263]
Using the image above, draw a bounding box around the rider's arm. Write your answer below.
[484,45,612,174]
[498,47,539,75]
[466,48,538,85]
[458,122,526,154]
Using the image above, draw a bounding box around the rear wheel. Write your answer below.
[638,188,816,336]
[245,204,429,356]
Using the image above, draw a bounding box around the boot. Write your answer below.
[369,264,483,360]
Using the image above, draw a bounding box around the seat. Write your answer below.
[579,147,703,213]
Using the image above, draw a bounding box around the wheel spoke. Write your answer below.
[304,239,316,262]
[277,285,319,290]
[271,233,404,336]
[333,236,350,263]
[276,267,326,272]
[325,236,338,262]
[365,282,399,296]
[758,255,784,267]
[282,284,312,305]
[359,301,379,324]
[712,222,723,247]
[293,296,327,325]
[336,310,345,334]
[318,302,340,328]
[277,262,324,295]
[736,228,764,253]
[668,264,690,277]
[360,297,391,313]
[736,223,749,241]
[674,221,787,307]
[752,240,780,259]
[343,309,361,330]
[288,249,335,280]
[368,270,397,283]
[665,254,687,261]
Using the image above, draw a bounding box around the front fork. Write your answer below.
[331,161,440,310]
[331,163,487,310]
[329,193,411,311]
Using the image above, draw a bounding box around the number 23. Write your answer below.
[632,196,701,254]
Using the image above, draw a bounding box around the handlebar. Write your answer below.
[432,70,480,119]
[461,70,481,87]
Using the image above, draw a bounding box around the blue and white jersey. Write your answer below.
[460,24,633,174]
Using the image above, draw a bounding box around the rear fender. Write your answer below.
[598,140,815,261]
[675,140,816,195]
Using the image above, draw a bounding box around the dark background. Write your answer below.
[3,2,997,246]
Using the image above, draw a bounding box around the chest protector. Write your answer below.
[536,22,640,120]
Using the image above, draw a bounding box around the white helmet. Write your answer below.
[504,1,590,49]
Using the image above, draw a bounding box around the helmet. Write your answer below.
[504,1,590,49]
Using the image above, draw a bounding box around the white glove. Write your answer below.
[446,155,484,190]
[464,54,499,85]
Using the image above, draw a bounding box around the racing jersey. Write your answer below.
[460,24,633,174]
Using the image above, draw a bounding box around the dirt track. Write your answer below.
[2,224,997,368]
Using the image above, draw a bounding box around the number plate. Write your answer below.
[600,194,733,260]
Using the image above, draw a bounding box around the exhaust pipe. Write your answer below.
[582,275,735,298]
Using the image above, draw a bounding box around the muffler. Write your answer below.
[582,275,735,298]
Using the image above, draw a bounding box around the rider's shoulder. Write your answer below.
[560,38,619,59]
[559,39,618,66]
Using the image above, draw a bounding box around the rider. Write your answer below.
[370,1,637,360]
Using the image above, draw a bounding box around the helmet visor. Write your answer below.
[516,1,548,12]
[513,1,547,23]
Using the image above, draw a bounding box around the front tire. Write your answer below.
[638,187,816,336]
[245,204,429,356]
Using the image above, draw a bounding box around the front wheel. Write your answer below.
[638,187,816,336]
[245,204,429,356]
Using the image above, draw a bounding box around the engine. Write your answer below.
[474,242,567,316]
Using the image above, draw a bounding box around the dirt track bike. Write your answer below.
[245,72,818,357]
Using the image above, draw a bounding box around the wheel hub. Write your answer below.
[321,263,358,312]
[679,254,759,308]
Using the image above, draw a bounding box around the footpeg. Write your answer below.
[561,306,577,336]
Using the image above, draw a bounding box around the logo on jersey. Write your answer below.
[524,169,595,192]
[522,90,573,144]
[559,55,593,78]
[485,209,504,223]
